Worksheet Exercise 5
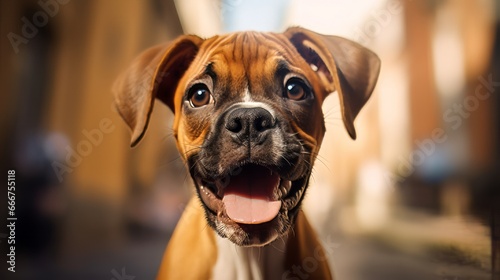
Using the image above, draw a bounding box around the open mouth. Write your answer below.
[195,163,306,225]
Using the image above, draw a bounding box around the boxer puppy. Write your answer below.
[114,27,380,279]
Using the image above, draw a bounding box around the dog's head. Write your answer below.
[114,27,380,246]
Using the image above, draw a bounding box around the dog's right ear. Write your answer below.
[113,35,204,147]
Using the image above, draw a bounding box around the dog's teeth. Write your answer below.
[279,180,292,198]
[284,180,292,192]
[280,186,286,197]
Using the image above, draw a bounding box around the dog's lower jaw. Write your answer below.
[194,170,310,246]
[206,209,284,247]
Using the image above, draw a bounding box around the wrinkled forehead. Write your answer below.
[188,32,307,84]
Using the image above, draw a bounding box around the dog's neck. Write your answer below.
[212,234,288,280]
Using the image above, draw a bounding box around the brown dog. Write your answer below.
[114,27,380,279]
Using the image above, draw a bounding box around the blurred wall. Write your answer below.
[1,0,184,264]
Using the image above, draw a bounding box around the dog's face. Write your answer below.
[114,27,380,246]
[179,32,328,246]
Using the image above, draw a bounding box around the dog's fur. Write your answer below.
[114,27,380,279]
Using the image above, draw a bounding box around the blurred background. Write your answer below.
[1,0,499,279]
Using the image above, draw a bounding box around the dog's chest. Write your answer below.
[211,235,287,280]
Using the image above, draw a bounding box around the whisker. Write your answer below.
[279,154,293,167]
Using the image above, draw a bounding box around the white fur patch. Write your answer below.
[237,87,276,118]
[211,235,287,280]
[232,101,276,119]
[243,87,254,102]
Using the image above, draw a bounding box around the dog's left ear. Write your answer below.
[284,27,381,139]
[113,35,204,146]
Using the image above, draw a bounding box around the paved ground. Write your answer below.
[7,213,492,279]
[329,212,491,280]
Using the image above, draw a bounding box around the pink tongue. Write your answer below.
[222,165,281,224]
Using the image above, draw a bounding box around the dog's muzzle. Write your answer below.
[188,105,311,245]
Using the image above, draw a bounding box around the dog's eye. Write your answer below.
[188,84,211,107]
[285,78,309,100]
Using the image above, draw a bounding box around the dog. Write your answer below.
[113,27,380,279]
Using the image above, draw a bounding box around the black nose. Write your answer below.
[225,107,276,142]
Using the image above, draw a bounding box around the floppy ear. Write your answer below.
[113,35,204,147]
[284,27,380,139]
